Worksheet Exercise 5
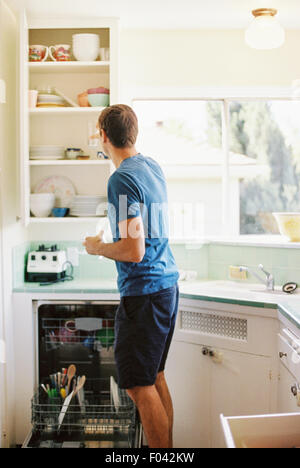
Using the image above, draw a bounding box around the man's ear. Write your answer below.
[100,128,108,142]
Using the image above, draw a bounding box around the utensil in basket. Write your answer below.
[66,364,76,396]
[75,376,86,416]
[57,375,86,430]
[57,390,74,431]
[73,375,86,397]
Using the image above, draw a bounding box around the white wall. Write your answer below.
[120,29,300,91]
[0,0,27,447]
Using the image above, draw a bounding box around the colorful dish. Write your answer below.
[34,175,76,208]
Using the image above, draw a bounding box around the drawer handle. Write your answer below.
[279,352,288,359]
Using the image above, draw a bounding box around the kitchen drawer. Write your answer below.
[278,333,300,382]
[221,412,300,448]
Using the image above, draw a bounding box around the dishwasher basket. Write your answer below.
[27,378,141,448]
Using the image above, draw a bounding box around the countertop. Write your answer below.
[13,278,300,331]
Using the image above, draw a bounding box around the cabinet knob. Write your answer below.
[202,347,209,356]
[279,352,287,359]
[291,385,298,397]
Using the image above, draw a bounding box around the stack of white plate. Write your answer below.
[30,146,65,160]
[70,195,107,217]
[37,94,65,107]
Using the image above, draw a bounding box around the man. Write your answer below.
[83,104,179,448]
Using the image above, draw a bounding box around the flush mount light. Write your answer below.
[245,8,285,50]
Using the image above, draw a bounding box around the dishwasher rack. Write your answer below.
[24,378,141,448]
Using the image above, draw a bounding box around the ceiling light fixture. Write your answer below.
[245,8,285,50]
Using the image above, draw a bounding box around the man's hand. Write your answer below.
[83,230,104,256]
[83,217,145,263]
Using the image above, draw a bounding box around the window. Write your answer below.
[229,100,300,235]
[133,97,300,240]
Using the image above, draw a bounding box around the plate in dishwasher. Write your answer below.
[221,412,300,448]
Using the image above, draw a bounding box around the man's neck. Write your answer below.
[110,146,139,168]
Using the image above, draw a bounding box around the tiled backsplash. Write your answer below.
[12,241,117,289]
[208,244,300,286]
[12,240,300,288]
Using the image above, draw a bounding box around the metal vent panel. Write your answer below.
[181,310,248,341]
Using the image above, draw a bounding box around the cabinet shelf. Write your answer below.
[29,160,110,166]
[29,107,106,115]
[29,61,110,74]
[29,216,107,223]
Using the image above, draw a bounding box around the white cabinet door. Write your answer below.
[166,342,273,448]
[0,288,5,448]
[278,362,300,414]
[210,348,273,448]
[19,8,30,225]
[0,173,5,447]
[166,340,211,448]
[166,300,278,448]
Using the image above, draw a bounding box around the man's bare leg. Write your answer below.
[127,385,170,448]
[155,371,174,448]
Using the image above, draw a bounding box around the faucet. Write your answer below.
[239,264,274,291]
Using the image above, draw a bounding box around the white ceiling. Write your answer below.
[6,0,300,29]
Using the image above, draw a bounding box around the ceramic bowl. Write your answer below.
[77,91,90,107]
[87,87,110,95]
[87,93,109,107]
[52,207,68,217]
[273,212,300,242]
[30,193,55,217]
[66,148,82,159]
[72,35,99,62]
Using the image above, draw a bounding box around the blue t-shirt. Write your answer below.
[107,154,179,297]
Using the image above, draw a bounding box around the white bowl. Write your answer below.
[72,47,99,61]
[72,35,100,61]
[30,193,55,217]
[273,212,300,242]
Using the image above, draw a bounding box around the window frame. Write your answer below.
[128,86,300,244]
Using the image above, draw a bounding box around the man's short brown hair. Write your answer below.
[98,104,138,148]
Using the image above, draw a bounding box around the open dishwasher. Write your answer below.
[22,301,142,448]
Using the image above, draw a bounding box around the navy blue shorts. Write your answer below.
[114,283,179,389]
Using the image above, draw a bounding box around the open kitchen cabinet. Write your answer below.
[19,10,119,226]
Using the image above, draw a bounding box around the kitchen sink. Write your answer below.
[195,280,300,296]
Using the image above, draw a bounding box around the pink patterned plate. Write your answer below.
[34,175,76,208]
